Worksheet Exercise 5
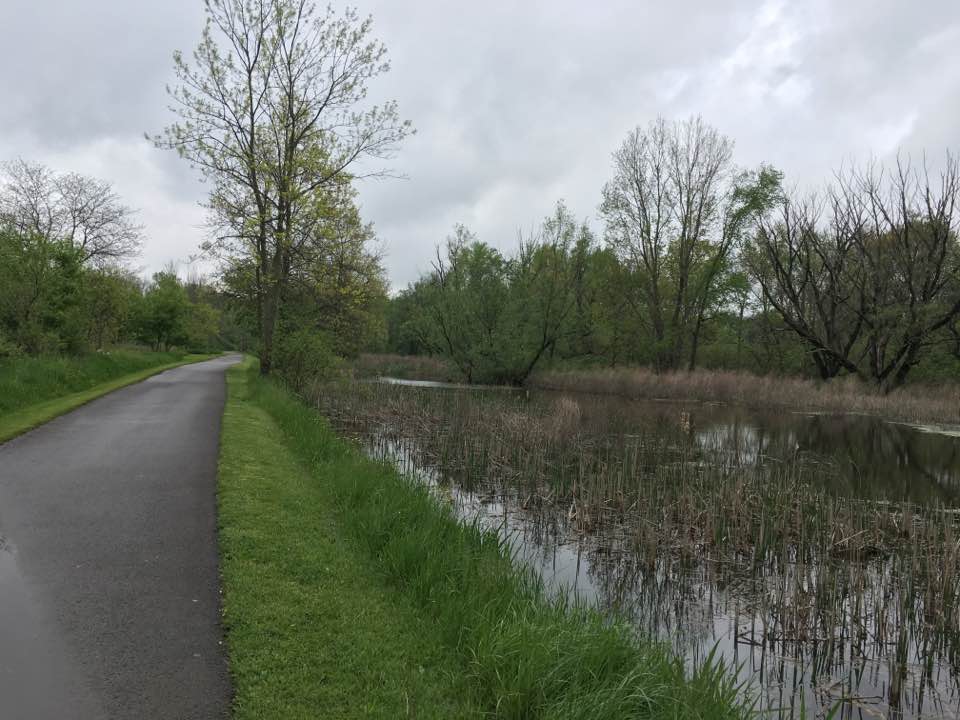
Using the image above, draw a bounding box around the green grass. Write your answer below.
[219,358,754,719]
[0,350,217,442]
[218,357,478,719]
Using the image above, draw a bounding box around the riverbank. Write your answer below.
[528,366,960,426]
[217,358,752,719]
[354,353,960,426]
[0,350,217,442]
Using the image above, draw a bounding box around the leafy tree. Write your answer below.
[600,116,779,370]
[136,271,192,351]
[156,0,411,375]
[183,301,222,352]
[82,268,140,350]
[404,203,590,384]
[0,227,85,353]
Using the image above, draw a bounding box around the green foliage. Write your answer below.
[134,271,191,351]
[0,228,85,354]
[398,204,593,384]
[0,218,229,357]
[0,328,19,358]
[274,327,338,391]
[132,271,225,353]
[81,268,140,350]
[385,185,809,384]
[183,299,222,353]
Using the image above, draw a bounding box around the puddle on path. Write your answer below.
[0,536,99,719]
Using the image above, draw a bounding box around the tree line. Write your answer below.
[388,117,960,390]
[2,0,397,368]
[0,159,238,356]
[10,0,956,396]
[0,152,387,364]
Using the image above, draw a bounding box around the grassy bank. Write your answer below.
[356,354,960,425]
[217,358,751,719]
[0,350,216,442]
[218,358,477,718]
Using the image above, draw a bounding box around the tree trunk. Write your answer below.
[735,302,745,369]
[259,284,280,376]
[688,311,704,371]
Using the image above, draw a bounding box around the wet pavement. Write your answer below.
[0,355,238,719]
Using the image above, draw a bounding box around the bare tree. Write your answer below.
[156,0,411,374]
[745,192,866,380]
[746,154,960,390]
[0,158,141,265]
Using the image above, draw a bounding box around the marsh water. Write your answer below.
[322,378,960,719]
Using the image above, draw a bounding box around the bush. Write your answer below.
[0,329,21,358]
[274,329,338,391]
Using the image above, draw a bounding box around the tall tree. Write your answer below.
[156,0,411,374]
[600,116,775,370]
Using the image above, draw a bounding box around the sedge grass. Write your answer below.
[529,365,960,426]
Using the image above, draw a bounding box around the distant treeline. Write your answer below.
[387,117,960,390]
[0,159,246,356]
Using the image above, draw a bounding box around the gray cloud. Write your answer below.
[1,0,958,288]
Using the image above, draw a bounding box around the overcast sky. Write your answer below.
[1,0,958,290]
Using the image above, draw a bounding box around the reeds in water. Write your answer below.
[309,377,960,718]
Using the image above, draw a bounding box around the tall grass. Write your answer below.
[248,367,754,719]
[0,349,188,415]
[529,366,960,425]
[354,353,460,382]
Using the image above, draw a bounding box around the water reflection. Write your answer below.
[564,394,960,505]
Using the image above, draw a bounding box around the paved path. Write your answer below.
[0,355,238,719]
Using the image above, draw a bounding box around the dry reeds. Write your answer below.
[528,366,960,426]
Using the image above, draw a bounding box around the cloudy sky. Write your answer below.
[1,0,958,290]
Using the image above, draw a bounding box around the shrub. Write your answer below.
[274,328,338,391]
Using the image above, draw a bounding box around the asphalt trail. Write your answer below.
[0,355,239,719]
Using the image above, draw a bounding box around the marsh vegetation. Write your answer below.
[310,375,960,719]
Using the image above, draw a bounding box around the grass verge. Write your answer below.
[0,351,218,442]
[218,356,478,719]
[218,358,752,719]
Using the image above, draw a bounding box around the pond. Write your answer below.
[320,378,960,719]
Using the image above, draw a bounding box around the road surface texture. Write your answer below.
[0,355,239,719]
